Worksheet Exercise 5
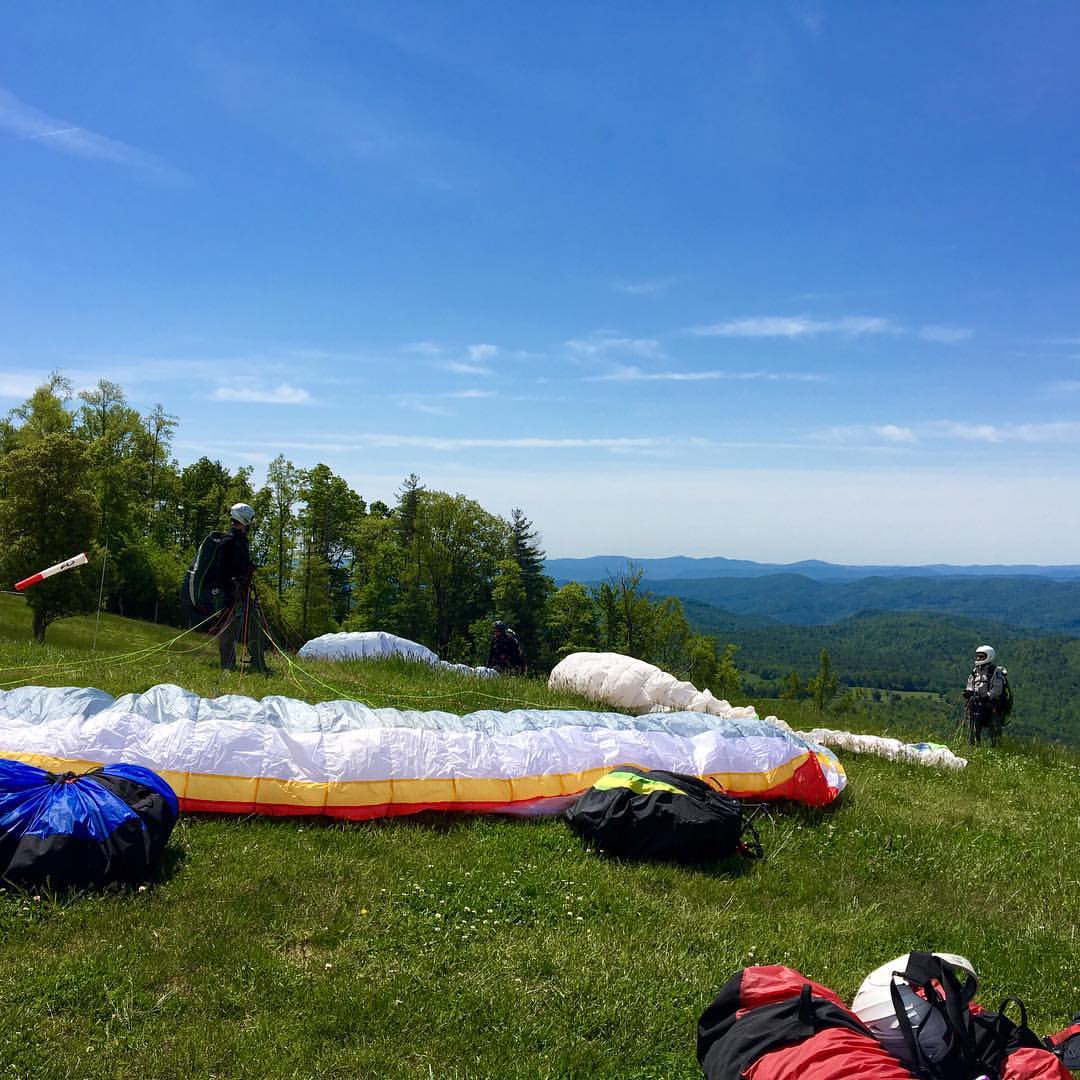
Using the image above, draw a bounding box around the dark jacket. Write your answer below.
[964,663,1005,713]
[488,628,526,674]
[219,526,255,597]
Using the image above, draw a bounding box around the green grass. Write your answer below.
[1,597,1079,1078]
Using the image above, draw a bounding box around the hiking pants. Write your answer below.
[218,591,267,672]
[968,704,1002,747]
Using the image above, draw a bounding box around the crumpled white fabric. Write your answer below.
[798,728,967,769]
[549,652,761,720]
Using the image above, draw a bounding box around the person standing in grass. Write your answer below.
[963,644,1007,746]
[487,620,526,675]
[217,503,270,675]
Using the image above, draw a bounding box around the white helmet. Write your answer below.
[974,644,995,666]
[230,502,255,527]
[852,952,977,1066]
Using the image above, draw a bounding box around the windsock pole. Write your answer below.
[14,552,90,591]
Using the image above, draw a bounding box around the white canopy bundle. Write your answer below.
[549,652,761,720]
[297,631,495,677]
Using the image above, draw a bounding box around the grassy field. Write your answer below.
[1,597,1079,1079]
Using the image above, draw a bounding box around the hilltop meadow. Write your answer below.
[1,598,1078,1079]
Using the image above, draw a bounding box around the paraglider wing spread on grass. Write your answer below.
[0,684,845,818]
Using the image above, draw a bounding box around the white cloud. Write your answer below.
[0,372,48,399]
[689,315,896,338]
[211,382,312,404]
[0,86,181,181]
[400,341,444,355]
[590,365,825,383]
[919,325,974,344]
[447,361,493,375]
[1050,380,1080,394]
[449,389,496,399]
[929,420,1080,444]
[564,332,663,358]
[1044,337,1080,346]
[811,424,918,445]
[468,344,499,361]
[398,400,452,416]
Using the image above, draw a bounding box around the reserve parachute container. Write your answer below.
[0,759,178,889]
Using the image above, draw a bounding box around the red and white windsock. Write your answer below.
[14,552,90,592]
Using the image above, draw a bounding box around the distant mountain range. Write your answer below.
[545,555,1080,584]
[545,556,1080,633]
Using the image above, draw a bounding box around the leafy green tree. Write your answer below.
[348,515,404,632]
[0,434,99,642]
[780,671,805,700]
[545,582,600,660]
[260,454,303,601]
[687,635,718,690]
[714,643,742,700]
[807,648,839,712]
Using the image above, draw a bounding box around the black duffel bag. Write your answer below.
[565,766,762,864]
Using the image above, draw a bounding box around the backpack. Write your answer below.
[180,531,229,624]
[878,953,1068,1080]
[999,668,1013,721]
[697,965,919,1079]
[565,766,762,865]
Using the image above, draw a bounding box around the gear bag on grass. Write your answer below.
[565,766,762,864]
[180,531,228,624]
[0,759,179,889]
[697,964,918,1079]
[1046,1012,1080,1070]
[855,952,1069,1080]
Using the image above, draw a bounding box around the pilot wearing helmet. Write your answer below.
[962,644,1006,746]
[217,502,270,675]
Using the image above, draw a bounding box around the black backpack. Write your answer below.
[887,953,1054,1080]
[565,766,763,864]
[180,531,229,624]
[999,668,1013,721]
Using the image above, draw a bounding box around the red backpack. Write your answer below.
[697,965,918,1079]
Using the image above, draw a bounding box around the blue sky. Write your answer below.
[3,2,1080,563]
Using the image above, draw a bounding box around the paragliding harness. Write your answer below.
[698,965,917,1080]
[565,766,764,865]
[884,953,1058,1080]
[1047,1013,1080,1070]
[181,531,229,625]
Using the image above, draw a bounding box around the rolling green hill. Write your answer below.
[685,603,1080,748]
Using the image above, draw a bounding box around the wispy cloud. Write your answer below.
[565,332,663,358]
[211,382,312,404]
[1043,336,1080,347]
[398,399,452,416]
[446,361,493,376]
[468,344,498,361]
[919,325,974,344]
[0,87,182,181]
[0,372,49,400]
[400,341,444,355]
[589,365,825,383]
[690,315,897,338]
[928,420,1080,444]
[449,389,496,399]
[811,424,918,445]
[1049,380,1080,394]
[613,277,672,296]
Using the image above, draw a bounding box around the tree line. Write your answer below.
[0,376,731,687]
